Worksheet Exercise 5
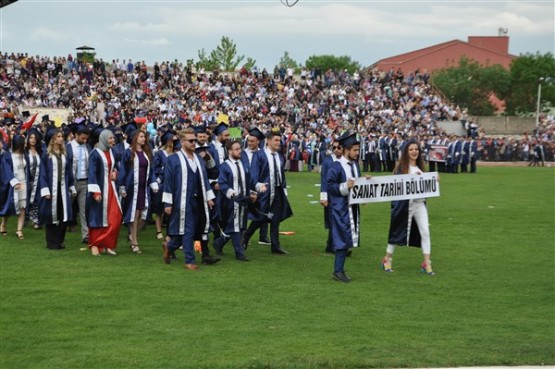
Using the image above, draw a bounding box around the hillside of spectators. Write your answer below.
[1,51,553,162]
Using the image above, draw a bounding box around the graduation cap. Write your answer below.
[109,125,124,143]
[213,122,229,136]
[121,122,138,137]
[248,127,265,141]
[70,122,91,135]
[42,114,50,123]
[161,131,175,147]
[162,122,174,133]
[336,130,359,149]
[193,124,207,135]
[89,123,105,146]
[62,124,73,139]
[44,126,60,146]
[21,111,30,118]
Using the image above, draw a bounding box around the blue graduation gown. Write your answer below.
[250,149,293,222]
[326,158,360,250]
[320,154,339,229]
[38,152,76,225]
[151,149,171,214]
[24,151,41,207]
[0,150,18,216]
[218,159,250,234]
[86,148,122,228]
[117,149,158,224]
[162,150,214,237]
[111,142,126,169]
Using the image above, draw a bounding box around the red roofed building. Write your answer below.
[371,35,516,75]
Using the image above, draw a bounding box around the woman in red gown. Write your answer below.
[86,129,123,256]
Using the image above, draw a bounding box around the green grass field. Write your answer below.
[1,166,554,369]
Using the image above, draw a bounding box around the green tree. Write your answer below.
[504,52,555,115]
[278,51,300,72]
[304,55,361,74]
[197,36,246,72]
[243,57,257,71]
[77,52,95,64]
[197,48,220,71]
[432,57,511,116]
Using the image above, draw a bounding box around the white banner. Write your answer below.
[349,172,440,204]
[21,107,73,128]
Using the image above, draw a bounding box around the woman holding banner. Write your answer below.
[382,140,435,275]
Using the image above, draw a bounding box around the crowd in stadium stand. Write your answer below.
[1,51,553,166]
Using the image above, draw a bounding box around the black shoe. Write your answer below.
[241,234,249,250]
[271,247,289,255]
[258,238,271,245]
[213,239,224,256]
[325,248,335,254]
[201,256,221,265]
[81,238,89,244]
[346,249,352,257]
[332,272,351,283]
[236,255,249,261]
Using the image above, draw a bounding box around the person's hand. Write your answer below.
[207,200,215,209]
[110,171,117,181]
[14,183,21,191]
[259,183,267,193]
[346,178,355,189]
[45,195,51,200]
[213,183,220,191]
[94,194,102,203]
[250,192,258,202]
[152,188,158,193]
[320,200,328,207]
[164,206,172,215]
[121,191,127,198]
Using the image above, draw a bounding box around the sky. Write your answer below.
[0,0,553,70]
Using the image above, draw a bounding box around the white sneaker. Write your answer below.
[105,248,117,256]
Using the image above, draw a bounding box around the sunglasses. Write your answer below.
[186,139,197,143]
[333,146,341,149]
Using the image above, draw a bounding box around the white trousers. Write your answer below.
[387,200,431,255]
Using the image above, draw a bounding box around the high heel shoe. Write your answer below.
[421,261,435,275]
[90,246,100,256]
[16,229,24,240]
[156,231,164,240]
[381,257,394,272]
[130,244,142,254]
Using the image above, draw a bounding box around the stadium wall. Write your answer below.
[474,116,536,135]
